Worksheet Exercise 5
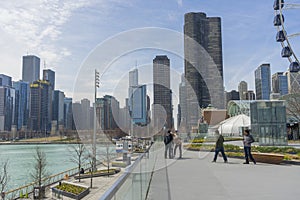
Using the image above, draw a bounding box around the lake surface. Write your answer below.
[0,144,113,191]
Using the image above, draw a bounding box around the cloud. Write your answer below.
[0,0,91,67]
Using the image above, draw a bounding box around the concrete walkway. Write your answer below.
[147,149,300,200]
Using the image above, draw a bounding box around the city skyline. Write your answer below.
[1,0,299,100]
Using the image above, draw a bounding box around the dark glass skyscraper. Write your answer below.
[13,81,29,130]
[184,12,224,109]
[255,64,271,100]
[29,80,52,133]
[22,55,40,83]
[184,12,224,133]
[43,69,55,90]
[153,55,173,130]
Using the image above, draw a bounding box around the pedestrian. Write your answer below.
[212,130,227,163]
[243,129,256,164]
[173,131,182,159]
[164,130,174,159]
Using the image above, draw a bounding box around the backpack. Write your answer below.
[249,135,255,143]
[164,135,171,145]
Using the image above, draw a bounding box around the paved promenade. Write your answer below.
[147,149,300,200]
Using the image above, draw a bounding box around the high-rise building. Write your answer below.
[286,64,300,94]
[153,55,173,130]
[28,80,52,132]
[96,95,120,130]
[129,85,148,125]
[22,55,40,83]
[184,12,224,133]
[272,72,288,96]
[225,90,240,106]
[255,64,271,100]
[52,90,65,126]
[129,68,138,87]
[81,98,91,130]
[128,68,148,126]
[238,81,248,100]
[184,12,224,109]
[246,90,256,100]
[43,69,55,90]
[0,74,12,87]
[13,81,29,130]
[64,97,73,130]
[0,86,16,131]
[178,74,187,132]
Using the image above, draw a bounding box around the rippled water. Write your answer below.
[0,144,112,191]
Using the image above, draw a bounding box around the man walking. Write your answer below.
[243,129,256,164]
[212,130,227,163]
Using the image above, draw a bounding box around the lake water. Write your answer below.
[0,144,113,191]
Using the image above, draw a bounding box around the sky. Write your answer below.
[0,0,299,105]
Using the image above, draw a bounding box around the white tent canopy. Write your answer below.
[217,114,250,136]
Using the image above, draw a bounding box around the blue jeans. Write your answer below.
[244,146,256,163]
[213,147,227,162]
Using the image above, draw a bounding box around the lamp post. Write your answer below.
[93,69,100,171]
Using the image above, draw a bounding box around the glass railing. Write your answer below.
[100,142,161,200]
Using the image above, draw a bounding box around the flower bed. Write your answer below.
[52,182,89,200]
[74,168,121,179]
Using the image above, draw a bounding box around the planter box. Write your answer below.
[252,152,284,164]
[52,182,89,200]
[74,168,121,179]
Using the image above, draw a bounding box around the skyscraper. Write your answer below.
[286,64,300,94]
[64,97,73,130]
[129,68,138,87]
[0,86,16,131]
[52,90,65,126]
[22,55,40,83]
[238,81,248,100]
[184,12,224,109]
[13,81,29,130]
[130,85,147,125]
[255,64,271,100]
[153,55,173,130]
[29,80,52,132]
[178,74,187,132]
[272,72,288,96]
[0,74,12,87]
[43,69,55,90]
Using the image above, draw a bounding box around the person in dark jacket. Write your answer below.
[212,130,228,163]
[243,129,256,164]
[164,130,174,159]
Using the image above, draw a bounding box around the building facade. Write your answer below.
[272,72,288,96]
[153,55,173,131]
[238,81,248,100]
[0,86,16,131]
[22,55,40,84]
[52,90,65,126]
[13,81,29,130]
[43,69,55,90]
[184,12,225,133]
[64,97,73,130]
[29,80,52,132]
[255,64,271,100]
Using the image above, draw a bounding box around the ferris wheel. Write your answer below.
[273,0,300,71]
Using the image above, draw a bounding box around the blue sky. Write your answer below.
[0,0,299,103]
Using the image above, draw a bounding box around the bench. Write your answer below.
[252,152,284,164]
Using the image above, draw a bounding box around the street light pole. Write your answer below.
[93,69,100,171]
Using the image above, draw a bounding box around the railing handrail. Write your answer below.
[99,147,150,200]
[4,162,91,199]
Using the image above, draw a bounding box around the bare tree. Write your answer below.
[69,143,86,182]
[100,138,116,177]
[85,153,95,188]
[0,160,9,200]
[282,93,300,122]
[30,146,48,199]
